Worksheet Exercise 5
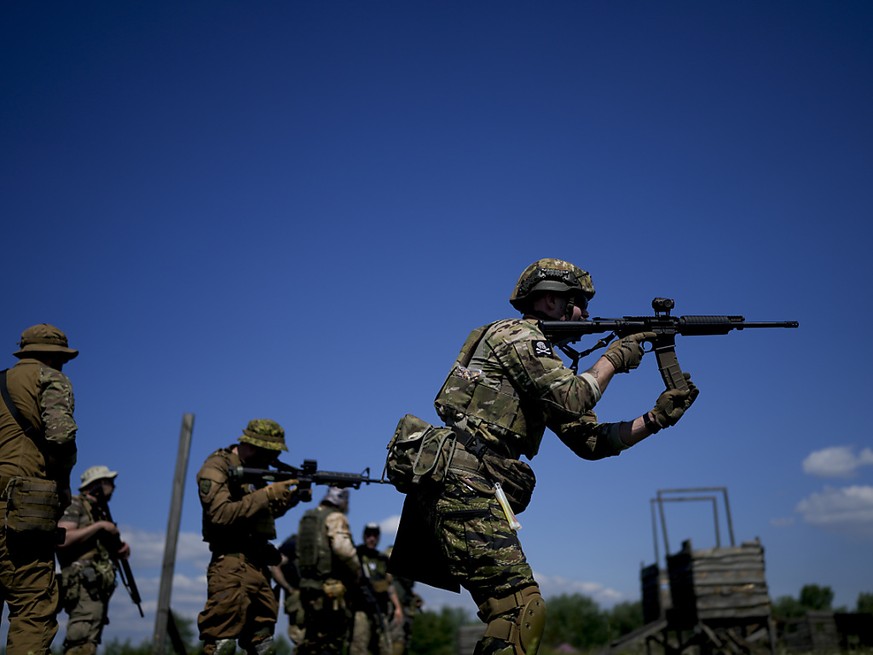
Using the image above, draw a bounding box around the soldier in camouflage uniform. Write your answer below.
[197,419,307,655]
[56,465,129,655]
[0,323,79,655]
[385,546,420,655]
[296,487,360,655]
[399,259,699,655]
[350,524,402,655]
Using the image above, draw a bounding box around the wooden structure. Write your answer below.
[611,488,776,655]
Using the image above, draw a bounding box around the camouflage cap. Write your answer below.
[14,323,79,360]
[363,522,381,536]
[238,418,288,452]
[79,465,118,491]
[509,258,595,311]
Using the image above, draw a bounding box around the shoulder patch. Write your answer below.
[199,479,213,496]
[533,341,553,357]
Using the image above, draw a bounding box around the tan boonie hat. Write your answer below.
[238,419,288,452]
[14,323,79,360]
[79,465,118,490]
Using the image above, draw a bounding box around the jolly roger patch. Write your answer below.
[533,341,552,357]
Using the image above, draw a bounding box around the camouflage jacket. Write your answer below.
[0,358,77,485]
[434,317,624,461]
[56,494,112,570]
[197,446,280,550]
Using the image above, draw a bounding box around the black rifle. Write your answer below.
[91,488,144,617]
[358,551,393,653]
[227,459,388,492]
[540,297,799,391]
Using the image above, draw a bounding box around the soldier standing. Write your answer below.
[391,259,699,655]
[350,524,402,655]
[385,547,420,655]
[197,419,305,655]
[0,323,79,655]
[296,487,360,655]
[56,465,130,655]
[274,533,305,647]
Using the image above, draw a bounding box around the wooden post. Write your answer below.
[152,413,195,655]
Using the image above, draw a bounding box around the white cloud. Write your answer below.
[795,485,873,539]
[532,572,625,607]
[802,446,873,479]
[120,527,211,570]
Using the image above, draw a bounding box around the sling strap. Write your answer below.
[0,369,42,443]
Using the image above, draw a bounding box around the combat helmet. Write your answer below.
[14,323,78,360]
[238,419,288,452]
[509,258,595,312]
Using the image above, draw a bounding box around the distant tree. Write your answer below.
[606,601,644,641]
[799,584,834,611]
[101,639,152,655]
[771,594,805,620]
[409,606,472,655]
[858,592,873,614]
[542,594,609,649]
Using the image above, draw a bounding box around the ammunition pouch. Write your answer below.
[480,453,536,514]
[4,476,60,533]
[384,414,457,493]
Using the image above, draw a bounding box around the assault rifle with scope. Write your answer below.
[539,297,799,392]
[227,459,387,491]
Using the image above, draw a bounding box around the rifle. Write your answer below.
[540,297,799,391]
[227,459,388,492]
[358,552,393,654]
[91,488,144,617]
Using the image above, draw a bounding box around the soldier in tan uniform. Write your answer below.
[0,323,79,655]
[393,259,699,655]
[296,487,360,655]
[350,524,402,655]
[197,419,306,655]
[56,465,130,655]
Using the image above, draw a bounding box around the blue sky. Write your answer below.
[3,0,872,646]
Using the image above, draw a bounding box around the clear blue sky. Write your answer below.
[3,0,872,646]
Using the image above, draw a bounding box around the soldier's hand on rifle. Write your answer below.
[648,372,700,431]
[603,332,656,373]
[117,541,131,559]
[266,479,302,511]
[97,520,120,536]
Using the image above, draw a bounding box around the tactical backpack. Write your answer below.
[296,507,333,588]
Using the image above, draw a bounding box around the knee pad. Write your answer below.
[251,636,276,655]
[477,586,546,655]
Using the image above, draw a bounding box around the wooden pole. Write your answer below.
[152,413,195,655]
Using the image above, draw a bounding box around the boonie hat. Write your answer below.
[79,465,118,491]
[238,419,288,452]
[14,324,78,360]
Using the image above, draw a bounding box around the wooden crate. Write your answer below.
[666,538,771,625]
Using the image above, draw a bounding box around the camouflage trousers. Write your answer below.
[60,560,116,654]
[0,529,61,655]
[198,553,278,652]
[417,470,536,607]
[350,609,391,655]
[297,585,353,655]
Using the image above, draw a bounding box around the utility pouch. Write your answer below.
[4,476,60,533]
[384,414,457,493]
[480,454,536,514]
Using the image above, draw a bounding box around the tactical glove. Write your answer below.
[603,332,656,373]
[266,479,300,512]
[648,373,700,431]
